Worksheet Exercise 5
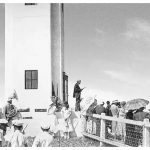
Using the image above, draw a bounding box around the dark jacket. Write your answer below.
[105,104,112,116]
[126,110,134,120]
[73,83,81,98]
[133,111,150,121]
[95,105,106,115]
[86,102,97,115]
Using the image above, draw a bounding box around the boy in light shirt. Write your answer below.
[32,122,54,147]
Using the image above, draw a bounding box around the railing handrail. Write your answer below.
[82,112,150,127]
[82,112,150,147]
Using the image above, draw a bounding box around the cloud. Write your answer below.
[104,70,150,86]
[82,88,125,102]
[104,70,129,82]
[67,79,126,107]
[124,18,150,42]
[95,28,104,35]
[89,28,106,47]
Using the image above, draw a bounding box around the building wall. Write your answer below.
[5,3,51,109]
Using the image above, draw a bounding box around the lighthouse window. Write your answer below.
[25,70,38,89]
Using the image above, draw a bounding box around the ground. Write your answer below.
[26,136,100,147]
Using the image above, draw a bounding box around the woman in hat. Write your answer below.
[47,101,58,134]
[110,100,119,136]
[116,101,126,141]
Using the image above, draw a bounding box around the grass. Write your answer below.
[26,136,100,147]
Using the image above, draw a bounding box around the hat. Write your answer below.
[106,101,110,104]
[51,96,56,98]
[120,101,126,106]
[0,119,8,124]
[41,121,50,130]
[77,80,81,83]
[100,101,104,105]
[146,103,150,110]
[12,120,24,127]
[7,96,13,101]
[112,100,118,104]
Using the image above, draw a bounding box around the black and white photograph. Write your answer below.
[0,2,150,147]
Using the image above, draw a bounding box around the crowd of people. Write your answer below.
[86,99,150,120]
[0,80,150,147]
[0,94,76,147]
[86,99,150,142]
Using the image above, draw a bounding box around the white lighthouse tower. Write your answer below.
[4,3,64,135]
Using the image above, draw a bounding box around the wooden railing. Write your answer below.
[81,112,150,147]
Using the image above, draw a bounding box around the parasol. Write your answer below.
[8,89,18,101]
[125,98,149,110]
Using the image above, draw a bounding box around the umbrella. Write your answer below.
[125,98,149,110]
[8,89,18,101]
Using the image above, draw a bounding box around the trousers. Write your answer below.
[75,98,81,111]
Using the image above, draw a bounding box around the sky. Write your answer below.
[64,3,150,102]
[1,4,150,103]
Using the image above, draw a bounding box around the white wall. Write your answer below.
[5,4,51,109]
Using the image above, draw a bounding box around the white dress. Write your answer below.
[63,108,73,133]
[47,105,58,133]
[55,107,66,133]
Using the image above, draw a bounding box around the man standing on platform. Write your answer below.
[73,80,85,111]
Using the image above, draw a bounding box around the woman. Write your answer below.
[132,107,148,146]
[116,101,126,141]
[47,103,58,135]
[133,107,150,121]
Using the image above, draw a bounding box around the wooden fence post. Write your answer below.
[100,113,106,147]
[143,118,150,147]
[82,114,87,133]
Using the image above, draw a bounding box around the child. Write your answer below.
[8,120,27,147]
[63,103,73,139]
[32,122,53,147]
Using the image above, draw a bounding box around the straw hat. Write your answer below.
[120,101,126,106]
[0,119,8,124]
[7,96,13,102]
[41,121,50,130]
[77,80,81,83]
[12,120,24,127]
[112,100,118,104]
[99,101,104,105]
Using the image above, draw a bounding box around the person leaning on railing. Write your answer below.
[86,99,97,115]
[133,107,150,121]
[125,107,150,146]
[116,101,126,142]
[85,99,97,121]
[105,101,112,116]
[110,100,119,136]
[95,102,106,115]
[126,110,135,120]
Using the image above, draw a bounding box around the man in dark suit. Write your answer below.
[73,80,85,111]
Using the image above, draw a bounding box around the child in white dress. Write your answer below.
[62,103,73,139]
